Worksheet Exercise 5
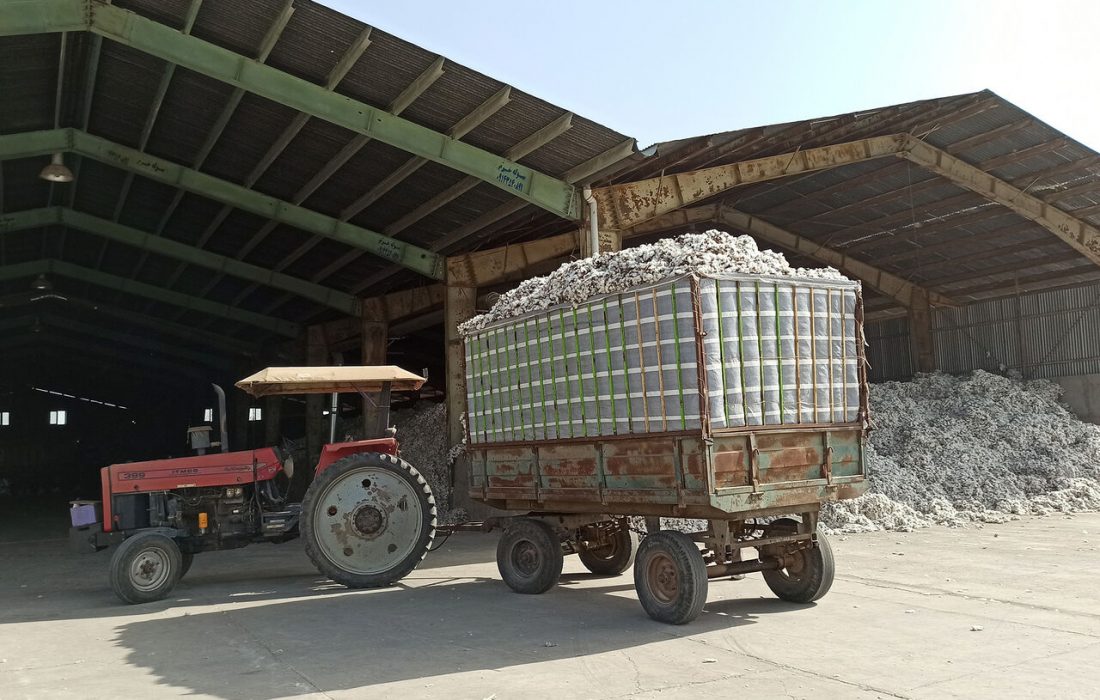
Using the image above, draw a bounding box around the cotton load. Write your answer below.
[462,266,864,445]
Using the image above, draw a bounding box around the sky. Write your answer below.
[325,0,1100,150]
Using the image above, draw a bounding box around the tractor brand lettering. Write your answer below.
[222,465,252,472]
[171,468,200,476]
[119,471,145,480]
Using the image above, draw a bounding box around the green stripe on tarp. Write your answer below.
[571,306,589,437]
[616,294,634,431]
[558,309,575,438]
[774,283,785,423]
[734,281,749,426]
[714,279,731,425]
[669,285,687,428]
[602,298,617,432]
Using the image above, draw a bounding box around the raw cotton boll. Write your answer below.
[459,229,849,334]
[822,370,1100,534]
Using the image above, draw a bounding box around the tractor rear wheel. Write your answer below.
[109,531,183,604]
[301,451,436,588]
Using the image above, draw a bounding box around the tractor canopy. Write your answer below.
[235,366,426,397]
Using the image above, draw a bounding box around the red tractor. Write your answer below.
[69,366,438,604]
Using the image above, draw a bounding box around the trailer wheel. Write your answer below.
[497,518,564,594]
[762,518,835,603]
[578,526,638,576]
[108,532,183,604]
[301,451,436,588]
[634,530,708,624]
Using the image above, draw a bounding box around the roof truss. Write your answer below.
[0,259,299,336]
[0,128,444,279]
[0,207,362,314]
[592,133,1100,272]
[0,0,579,218]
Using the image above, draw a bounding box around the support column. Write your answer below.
[444,280,477,513]
[263,394,282,446]
[304,323,328,472]
[908,289,936,374]
[578,225,622,257]
[230,385,251,451]
[360,298,388,437]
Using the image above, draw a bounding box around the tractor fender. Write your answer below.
[314,438,398,475]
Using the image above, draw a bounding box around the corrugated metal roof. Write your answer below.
[0,0,636,353]
[601,90,1100,318]
[3,2,1099,377]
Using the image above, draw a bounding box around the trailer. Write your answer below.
[460,272,869,623]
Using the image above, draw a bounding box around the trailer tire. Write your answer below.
[634,530,708,624]
[578,527,638,576]
[762,518,835,603]
[302,451,436,589]
[109,532,183,604]
[497,518,564,594]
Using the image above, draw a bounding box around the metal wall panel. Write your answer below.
[865,281,1100,382]
[864,317,912,382]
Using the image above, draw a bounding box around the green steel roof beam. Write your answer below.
[0,0,579,219]
[0,128,443,279]
[0,0,86,34]
[0,258,299,336]
[0,207,362,315]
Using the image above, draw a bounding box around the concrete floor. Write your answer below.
[1,500,1098,699]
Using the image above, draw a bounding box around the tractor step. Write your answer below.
[262,504,302,536]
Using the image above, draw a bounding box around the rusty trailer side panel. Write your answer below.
[468,426,866,518]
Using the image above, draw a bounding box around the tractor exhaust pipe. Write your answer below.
[211,383,229,453]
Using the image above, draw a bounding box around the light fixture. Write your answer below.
[39,153,73,183]
[31,274,53,292]
[40,33,74,184]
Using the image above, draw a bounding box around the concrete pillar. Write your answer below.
[360,298,388,438]
[444,282,477,512]
[908,289,936,374]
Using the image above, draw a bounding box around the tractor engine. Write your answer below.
[167,485,258,541]
[99,447,298,553]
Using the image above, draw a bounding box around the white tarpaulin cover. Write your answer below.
[463,274,863,445]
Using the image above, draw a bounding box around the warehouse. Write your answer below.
[1,0,1100,695]
[0,0,1097,512]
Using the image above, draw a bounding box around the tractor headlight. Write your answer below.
[282,455,294,480]
[225,487,243,498]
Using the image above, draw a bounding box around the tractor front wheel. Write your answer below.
[301,452,437,588]
[109,531,183,604]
